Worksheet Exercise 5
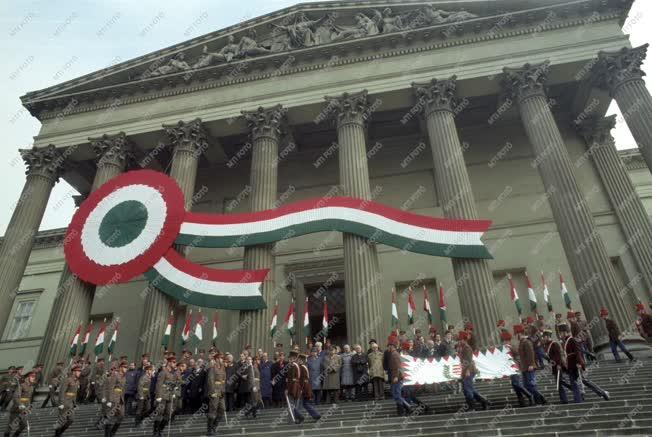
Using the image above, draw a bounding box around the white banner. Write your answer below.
[401,347,519,385]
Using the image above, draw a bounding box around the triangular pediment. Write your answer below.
[21,0,629,118]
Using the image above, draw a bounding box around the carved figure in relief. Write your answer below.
[150,52,192,76]
[270,13,332,49]
[238,29,271,57]
[193,35,240,68]
[330,12,379,41]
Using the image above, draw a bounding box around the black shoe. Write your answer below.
[517,395,526,408]
[474,394,489,410]
[312,415,322,422]
[104,425,112,437]
[464,397,475,412]
[294,416,305,424]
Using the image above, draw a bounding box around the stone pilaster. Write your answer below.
[0,145,63,338]
[503,62,637,348]
[136,119,208,362]
[37,134,130,375]
[412,78,500,347]
[594,45,652,172]
[239,105,284,352]
[577,116,652,299]
[323,91,384,346]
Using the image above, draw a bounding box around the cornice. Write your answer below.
[0,227,67,250]
[27,1,624,121]
[619,148,647,171]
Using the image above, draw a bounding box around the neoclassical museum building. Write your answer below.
[2,0,652,374]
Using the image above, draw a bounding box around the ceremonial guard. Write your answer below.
[600,307,635,362]
[134,364,153,427]
[103,361,127,437]
[457,331,489,411]
[463,322,477,351]
[94,361,114,430]
[286,351,303,423]
[295,353,321,422]
[635,302,652,342]
[499,329,532,407]
[172,362,187,420]
[77,360,91,404]
[516,325,547,405]
[54,364,81,436]
[152,356,177,437]
[543,328,575,404]
[3,369,35,437]
[88,358,104,403]
[41,362,64,408]
[554,313,563,339]
[206,353,226,436]
[1,367,19,412]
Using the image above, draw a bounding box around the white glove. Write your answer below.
[58,405,64,410]
[140,396,144,400]
[91,382,95,385]
[18,405,26,410]
[48,385,52,389]
[156,398,162,402]
[101,398,106,403]
[106,402,112,408]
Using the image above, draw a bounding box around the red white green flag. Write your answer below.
[303,297,310,338]
[541,272,553,312]
[560,273,572,310]
[526,272,537,312]
[285,300,295,336]
[94,319,106,356]
[439,284,447,326]
[212,312,218,346]
[322,297,329,339]
[181,310,192,345]
[107,322,118,355]
[79,321,93,356]
[269,302,278,338]
[407,288,416,325]
[391,289,399,333]
[69,324,81,357]
[162,311,173,349]
[423,285,433,325]
[509,274,522,315]
[193,309,204,344]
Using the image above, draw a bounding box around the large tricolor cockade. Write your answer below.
[64,170,493,310]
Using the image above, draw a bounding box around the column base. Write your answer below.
[592,334,652,361]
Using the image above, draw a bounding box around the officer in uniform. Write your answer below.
[153,356,177,437]
[103,361,127,437]
[206,353,226,436]
[601,307,635,362]
[1,367,22,412]
[286,351,303,424]
[3,369,35,437]
[543,328,575,404]
[94,360,114,430]
[0,366,17,411]
[635,302,652,342]
[172,362,187,421]
[54,364,82,436]
[77,360,91,404]
[516,324,547,405]
[296,353,321,421]
[500,329,532,407]
[135,364,153,427]
[87,358,104,403]
[457,331,489,411]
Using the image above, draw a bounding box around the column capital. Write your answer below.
[411,76,458,115]
[502,61,550,103]
[576,115,617,147]
[19,144,64,184]
[594,44,648,95]
[241,104,285,141]
[89,132,133,170]
[323,90,371,128]
[163,118,209,155]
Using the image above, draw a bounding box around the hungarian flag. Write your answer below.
[526,272,537,312]
[541,272,553,312]
[560,273,572,310]
[69,324,81,357]
[94,319,106,356]
[162,311,173,349]
[79,321,93,356]
[439,284,447,325]
[303,297,310,338]
[212,312,218,346]
[423,285,433,325]
[391,289,399,333]
[322,297,329,339]
[285,300,295,336]
[269,302,278,338]
[509,274,522,315]
[193,310,204,344]
[181,310,192,345]
[107,322,118,355]
[407,288,416,325]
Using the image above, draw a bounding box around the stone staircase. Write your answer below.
[2,358,652,436]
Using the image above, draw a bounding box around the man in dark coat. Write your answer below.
[351,345,368,400]
[224,354,238,412]
[501,329,532,407]
[543,328,576,404]
[517,325,547,405]
[457,331,488,411]
[271,352,287,408]
[636,302,652,342]
[123,362,139,416]
[258,352,273,407]
[387,337,411,416]
[601,307,634,362]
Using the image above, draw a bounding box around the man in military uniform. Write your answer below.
[103,361,127,437]
[554,313,563,339]
[77,360,91,404]
[152,356,177,437]
[0,366,17,411]
[134,364,153,427]
[172,362,187,421]
[3,369,35,437]
[1,367,22,412]
[206,353,226,436]
[54,364,82,436]
[543,328,574,404]
[601,307,635,362]
[87,358,104,403]
[516,324,547,405]
[296,353,321,422]
[457,331,489,411]
[500,329,532,407]
[635,302,652,342]
[285,351,303,423]
[93,359,113,430]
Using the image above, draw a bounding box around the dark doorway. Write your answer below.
[304,281,347,346]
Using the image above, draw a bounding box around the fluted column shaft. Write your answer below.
[579,116,652,298]
[137,119,206,362]
[412,78,499,347]
[239,106,283,352]
[0,145,63,338]
[325,91,383,346]
[595,45,652,172]
[38,134,131,376]
[504,62,635,348]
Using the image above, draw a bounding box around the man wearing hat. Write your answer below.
[306,347,323,405]
[600,308,635,362]
[1,367,22,413]
[206,353,226,436]
[102,361,127,437]
[576,311,595,361]
[463,322,477,352]
[152,356,177,437]
[88,358,105,404]
[516,325,547,405]
[387,338,411,416]
[134,364,153,427]
[54,364,82,436]
[500,329,532,407]
[554,314,563,339]
[292,353,321,424]
[3,369,36,437]
[285,351,303,423]
[457,331,488,410]
[1,366,17,411]
[542,328,573,403]
[635,302,652,342]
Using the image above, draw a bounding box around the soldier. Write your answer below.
[635,302,652,342]
[134,364,153,427]
[93,360,113,430]
[1,366,17,411]
[600,307,635,362]
[172,362,187,421]
[103,361,127,437]
[387,338,411,416]
[77,360,91,404]
[293,353,321,422]
[206,353,226,436]
[463,322,476,351]
[554,313,563,339]
[87,358,104,403]
[152,356,177,437]
[516,324,547,405]
[4,369,35,437]
[500,329,532,407]
[457,331,489,411]
[54,364,81,436]
[286,351,303,424]
[543,328,574,404]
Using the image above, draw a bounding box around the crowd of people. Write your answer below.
[1,302,652,437]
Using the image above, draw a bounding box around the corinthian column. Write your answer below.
[577,116,652,298]
[38,134,131,375]
[239,105,284,352]
[594,45,652,172]
[411,78,499,347]
[503,62,638,349]
[136,119,207,362]
[0,145,63,338]
[323,91,383,347]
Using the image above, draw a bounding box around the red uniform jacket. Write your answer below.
[563,336,585,371]
[299,364,313,400]
[286,362,302,399]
